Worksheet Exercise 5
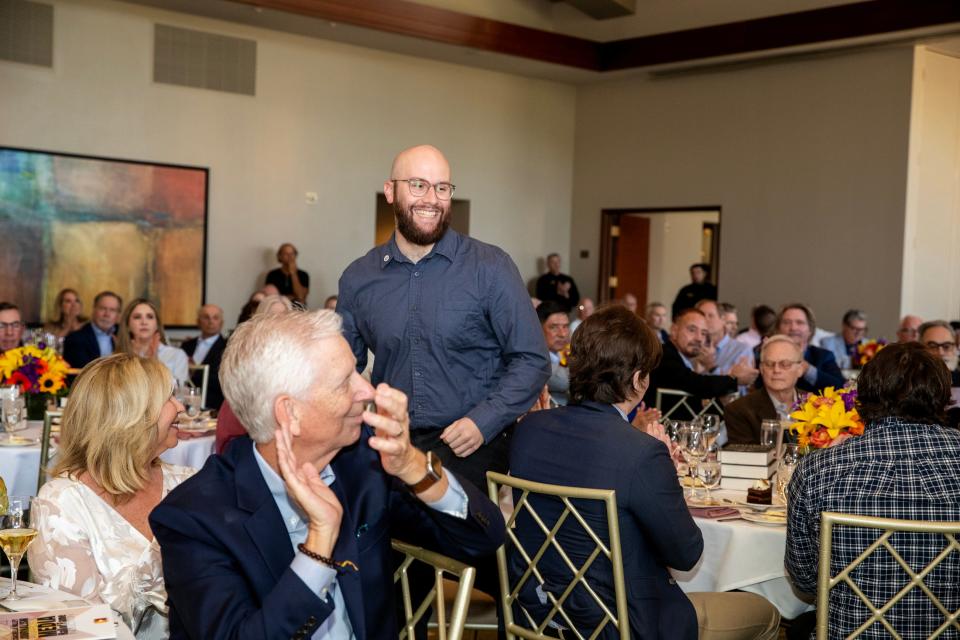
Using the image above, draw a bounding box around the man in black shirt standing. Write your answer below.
[671,263,717,318]
[265,243,310,305]
[535,253,579,312]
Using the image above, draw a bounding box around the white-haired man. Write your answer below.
[725,335,804,445]
[151,310,504,640]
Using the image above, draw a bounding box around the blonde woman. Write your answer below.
[117,299,189,384]
[43,288,88,337]
[29,353,194,639]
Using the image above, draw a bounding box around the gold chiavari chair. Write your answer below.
[393,539,476,640]
[487,471,630,640]
[817,511,960,639]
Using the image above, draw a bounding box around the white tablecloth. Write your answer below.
[0,577,134,639]
[0,421,44,497]
[672,490,815,619]
[160,433,216,469]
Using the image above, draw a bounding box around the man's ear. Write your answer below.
[274,394,301,437]
[633,371,650,397]
[384,179,396,204]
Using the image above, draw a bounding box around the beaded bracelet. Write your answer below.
[297,543,359,574]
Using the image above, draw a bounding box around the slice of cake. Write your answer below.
[747,479,772,505]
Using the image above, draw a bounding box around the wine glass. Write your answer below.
[760,419,780,450]
[1,396,24,442]
[698,414,721,453]
[776,443,800,505]
[679,424,706,499]
[1,496,37,602]
[698,460,722,503]
[183,386,202,419]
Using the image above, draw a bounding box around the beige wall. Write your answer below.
[571,47,915,337]
[902,47,960,323]
[0,0,576,327]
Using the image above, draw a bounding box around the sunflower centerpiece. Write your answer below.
[788,385,865,454]
[0,341,69,419]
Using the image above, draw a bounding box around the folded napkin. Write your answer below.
[688,506,739,519]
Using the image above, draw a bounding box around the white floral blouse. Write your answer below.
[29,464,195,639]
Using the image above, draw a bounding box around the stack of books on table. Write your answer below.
[718,444,776,490]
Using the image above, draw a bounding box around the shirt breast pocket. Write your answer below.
[437,292,489,351]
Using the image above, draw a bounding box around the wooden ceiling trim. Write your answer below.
[222,0,960,72]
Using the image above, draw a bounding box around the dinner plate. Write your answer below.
[0,436,40,447]
[686,497,726,508]
[177,420,216,434]
[740,510,787,526]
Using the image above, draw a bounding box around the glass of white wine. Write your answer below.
[1,496,37,602]
[1,396,25,443]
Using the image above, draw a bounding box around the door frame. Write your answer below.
[598,206,722,305]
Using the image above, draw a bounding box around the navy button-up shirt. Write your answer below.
[337,230,550,441]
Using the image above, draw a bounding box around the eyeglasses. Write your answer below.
[0,322,22,331]
[925,341,957,353]
[760,360,801,370]
[392,178,455,201]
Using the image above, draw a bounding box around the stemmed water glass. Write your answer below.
[698,460,722,503]
[1,395,25,443]
[679,424,706,499]
[776,443,800,505]
[698,414,721,454]
[1,496,37,602]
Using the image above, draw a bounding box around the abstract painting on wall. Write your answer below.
[0,147,208,326]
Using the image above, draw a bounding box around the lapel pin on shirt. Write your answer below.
[355,523,369,538]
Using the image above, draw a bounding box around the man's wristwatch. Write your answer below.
[407,451,444,494]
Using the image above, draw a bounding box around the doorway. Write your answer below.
[599,207,721,313]
[375,195,471,246]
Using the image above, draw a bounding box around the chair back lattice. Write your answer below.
[486,471,630,640]
[817,511,960,639]
[392,539,476,640]
[655,388,724,420]
[37,409,61,491]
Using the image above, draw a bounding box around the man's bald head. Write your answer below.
[385,145,453,248]
[389,145,450,182]
[198,304,224,338]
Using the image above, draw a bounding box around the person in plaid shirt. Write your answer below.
[785,342,960,638]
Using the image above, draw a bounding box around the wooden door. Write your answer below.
[614,215,650,309]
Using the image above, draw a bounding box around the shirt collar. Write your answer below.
[678,350,694,371]
[612,404,629,422]
[199,333,220,345]
[251,441,336,520]
[380,230,458,268]
[91,323,112,338]
[716,335,731,352]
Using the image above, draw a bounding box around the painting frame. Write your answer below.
[0,146,209,328]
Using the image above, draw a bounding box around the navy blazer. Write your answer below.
[63,322,110,369]
[509,402,704,639]
[150,432,505,640]
[642,340,737,419]
[179,334,227,410]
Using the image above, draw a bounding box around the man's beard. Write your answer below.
[945,353,959,371]
[394,200,451,246]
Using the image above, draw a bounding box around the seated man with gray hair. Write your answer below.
[820,309,868,369]
[725,335,804,445]
[151,310,504,640]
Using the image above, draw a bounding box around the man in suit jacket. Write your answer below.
[726,335,804,445]
[179,304,227,410]
[510,305,779,639]
[63,291,122,369]
[151,310,504,640]
[755,304,845,394]
[642,308,757,419]
[537,300,571,406]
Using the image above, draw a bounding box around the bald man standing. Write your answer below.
[338,145,549,490]
[181,304,227,410]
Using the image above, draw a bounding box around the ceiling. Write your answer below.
[120,0,960,83]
